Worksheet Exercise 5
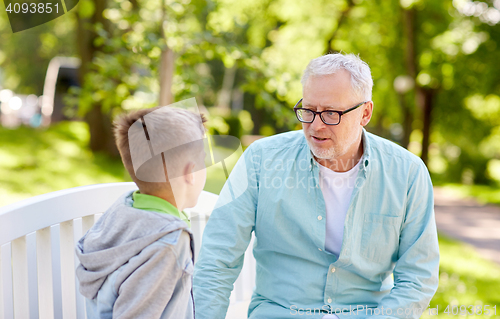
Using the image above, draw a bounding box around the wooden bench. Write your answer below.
[0,182,255,319]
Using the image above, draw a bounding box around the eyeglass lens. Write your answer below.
[296,109,340,125]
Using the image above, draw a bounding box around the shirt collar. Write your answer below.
[132,191,191,227]
[306,128,371,172]
[360,127,371,171]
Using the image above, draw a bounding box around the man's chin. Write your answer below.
[312,150,336,160]
[308,144,338,160]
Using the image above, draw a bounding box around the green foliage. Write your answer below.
[70,0,236,119]
[205,107,254,138]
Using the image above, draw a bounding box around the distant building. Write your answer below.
[41,57,80,126]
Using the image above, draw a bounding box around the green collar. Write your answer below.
[132,191,190,227]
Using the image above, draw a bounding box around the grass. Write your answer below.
[422,233,500,319]
[1,122,499,317]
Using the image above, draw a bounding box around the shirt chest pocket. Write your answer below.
[360,214,402,263]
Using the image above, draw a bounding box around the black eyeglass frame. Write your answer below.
[293,98,368,125]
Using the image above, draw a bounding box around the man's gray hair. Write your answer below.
[301,53,374,101]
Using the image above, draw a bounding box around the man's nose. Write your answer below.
[310,113,327,130]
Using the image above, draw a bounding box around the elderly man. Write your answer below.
[194,53,439,319]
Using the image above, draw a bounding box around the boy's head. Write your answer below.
[114,105,207,210]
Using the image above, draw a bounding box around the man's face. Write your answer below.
[302,70,370,162]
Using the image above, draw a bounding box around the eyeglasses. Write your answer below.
[293,98,367,125]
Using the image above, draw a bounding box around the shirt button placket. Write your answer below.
[324,264,336,306]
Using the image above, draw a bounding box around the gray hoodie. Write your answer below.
[76,191,194,319]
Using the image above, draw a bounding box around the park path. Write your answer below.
[434,187,500,265]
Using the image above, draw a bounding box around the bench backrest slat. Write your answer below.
[36,227,55,319]
[60,220,77,319]
[1,244,13,318]
[0,247,4,319]
[11,237,29,319]
[81,216,94,236]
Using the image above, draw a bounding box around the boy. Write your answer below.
[76,105,207,318]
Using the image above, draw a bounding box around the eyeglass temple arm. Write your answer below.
[340,101,367,115]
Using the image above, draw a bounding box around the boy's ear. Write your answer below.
[183,161,196,185]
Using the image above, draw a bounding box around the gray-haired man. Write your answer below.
[194,53,439,319]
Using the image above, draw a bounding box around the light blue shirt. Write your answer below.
[193,129,439,319]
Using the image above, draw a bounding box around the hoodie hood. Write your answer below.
[75,191,189,299]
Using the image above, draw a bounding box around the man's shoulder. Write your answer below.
[249,130,306,151]
[366,130,424,167]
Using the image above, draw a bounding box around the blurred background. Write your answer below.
[0,0,499,317]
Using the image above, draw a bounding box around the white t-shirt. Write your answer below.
[318,159,361,257]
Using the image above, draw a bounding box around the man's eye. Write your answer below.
[324,111,335,116]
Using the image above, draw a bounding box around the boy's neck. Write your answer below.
[140,190,183,211]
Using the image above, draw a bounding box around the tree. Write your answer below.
[77,0,116,155]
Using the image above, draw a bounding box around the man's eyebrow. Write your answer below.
[302,102,317,108]
[302,103,336,110]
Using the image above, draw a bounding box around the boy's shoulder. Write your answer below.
[157,228,192,253]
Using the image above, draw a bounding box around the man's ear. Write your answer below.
[183,161,196,185]
[360,101,373,126]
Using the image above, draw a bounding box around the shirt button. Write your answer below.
[331,267,336,273]
[327,298,332,303]
[318,248,322,251]
[317,216,323,221]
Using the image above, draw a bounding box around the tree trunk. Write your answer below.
[401,7,417,149]
[217,65,237,111]
[420,89,434,166]
[397,92,412,148]
[159,4,175,107]
[402,97,412,148]
[78,0,118,156]
[324,0,355,54]
[159,47,175,106]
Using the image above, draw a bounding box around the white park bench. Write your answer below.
[0,182,255,319]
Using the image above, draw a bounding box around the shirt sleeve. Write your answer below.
[193,145,260,319]
[340,160,440,319]
[112,231,193,319]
